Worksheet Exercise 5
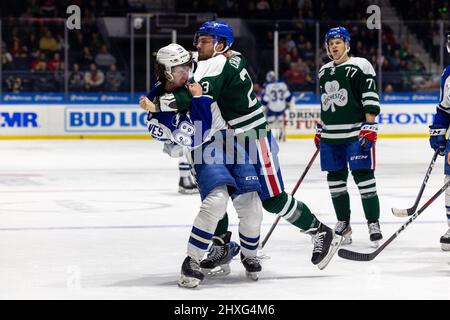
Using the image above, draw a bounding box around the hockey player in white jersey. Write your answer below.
[140,44,263,288]
[428,31,450,251]
[261,71,292,142]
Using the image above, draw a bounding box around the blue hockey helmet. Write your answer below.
[194,21,234,53]
[325,26,351,45]
[324,26,351,60]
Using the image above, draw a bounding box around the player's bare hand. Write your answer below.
[188,83,203,96]
[139,96,157,112]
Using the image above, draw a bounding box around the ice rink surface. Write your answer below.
[0,138,449,300]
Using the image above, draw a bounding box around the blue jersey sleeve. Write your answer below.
[146,81,164,101]
[189,96,213,132]
[431,107,450,129]
[148,95,215,149]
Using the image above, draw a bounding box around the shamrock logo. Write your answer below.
[321,80,348,112]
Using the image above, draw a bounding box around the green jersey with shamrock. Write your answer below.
[173,53,267,136]
[319,56,380,144]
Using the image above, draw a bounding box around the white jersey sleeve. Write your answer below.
[438,65,450,114]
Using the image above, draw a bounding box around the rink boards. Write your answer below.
[0,103,435,139]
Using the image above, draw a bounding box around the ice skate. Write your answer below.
[307,223,343,270]
[200,231,240,277]
[440,228,450,251]
[178,176,199,194]
[334,220,352,245]
[368,221,383,248]
[178,256,204,289]
[241,253,261,281]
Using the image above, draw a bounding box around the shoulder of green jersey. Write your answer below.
[346,57,376,76]
[319,61,334,73]
[227,53,245,70]
[194,55,227,81]
[229,50,242,58]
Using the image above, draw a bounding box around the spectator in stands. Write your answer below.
[71,32,87,52]
[6,76,23,93]
[69,63,85,91]
[284,59,312,90]
[84,63,105,91]
[83,9,97,31]
[255,0,271,18]
[1,46,14,70]
[280,54,292,74]
[302,41,315,62]
[95,45,117,68]
[105,64,124,91]
[278,37,290,58]
[25,32,39,55]
[31,52,47,71]
[39,30,59,51]
[80,46,94,67]
[384,83,394,93]
[47,52,62,71]
[53,62,65,91]
[35,73,54,92]
[9,40,28,58]
[40,0,57,18]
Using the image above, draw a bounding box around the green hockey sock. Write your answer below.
[352,170,380,222]
[262,192,319,231]
[332,192,351,221]
[214,213,229,236]
[328,169,351,221]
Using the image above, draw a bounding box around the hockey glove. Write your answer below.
[359,122,378,150]
[429,125,447,156]
[314,123,322,149]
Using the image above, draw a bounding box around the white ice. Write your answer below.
[0,138,449,300]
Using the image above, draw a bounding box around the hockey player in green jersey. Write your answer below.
[153,21,343,270]
[315,26,383,247]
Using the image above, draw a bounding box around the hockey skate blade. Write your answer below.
[317,234,343,270]
[245,271,259,281]
[256,250,271,260]
[178,275,201,288]
[370,240,380,248]
[202,264,231,278]
[178,187,199,195]
[391,208,409,217]
[441,243,450,251]
[340,233,352,246]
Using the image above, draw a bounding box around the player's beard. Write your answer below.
[197,50,211,61]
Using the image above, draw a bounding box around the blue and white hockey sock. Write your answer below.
[178,160,191,178]
[239,233,260,258]
[187,185,229,262]
[188,226,214,263]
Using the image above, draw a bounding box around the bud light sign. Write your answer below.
[65,107,148,132]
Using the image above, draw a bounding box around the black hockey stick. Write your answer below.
[261,148,320,248]
[338,177,450,261]
[391,149,439,217]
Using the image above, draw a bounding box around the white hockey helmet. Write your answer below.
[156,43,192,81]
[266,70,276,82]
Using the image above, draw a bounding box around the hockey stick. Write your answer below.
[391,149,439,217]
[338,177,450,261]
[261,148,320,248]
